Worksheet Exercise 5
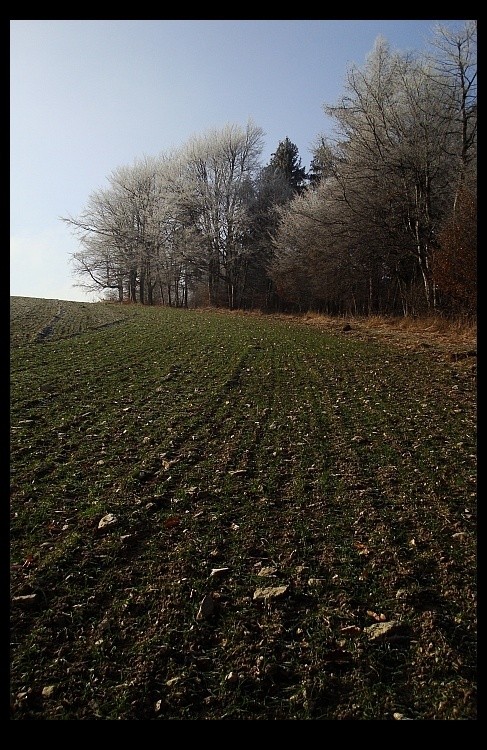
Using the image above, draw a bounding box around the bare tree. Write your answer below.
[322,35,472,312]
[178,120,264,308]
[64,122,265,309]
[427,21,477,203]
[63,182,137,301]
[271,27,476,317]
[64,153,197,305]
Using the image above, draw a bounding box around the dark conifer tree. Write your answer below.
[263,137,308,194]
[242,138,307,309]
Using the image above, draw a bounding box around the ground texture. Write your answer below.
[10,299,477,720]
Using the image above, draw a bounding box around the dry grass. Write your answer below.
[298,312,477,362]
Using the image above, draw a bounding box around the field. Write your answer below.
[10,297,477,720]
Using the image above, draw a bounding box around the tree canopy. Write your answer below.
[64,22,476,319]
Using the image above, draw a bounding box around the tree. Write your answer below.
[433,181,477,316]
[262,137,308,194]
[271,26,477,317]
[64,122,265,309]
[308,136,338,186]
[64,154,193,305]
[178,120,265,308]
[239,138,310,309]
[428,20,477,200]
[270,172,389,315]
[322,35,471,313]
[64,182,137,301]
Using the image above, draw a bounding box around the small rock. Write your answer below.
[253,585,289,601]
[98,513,117,530]
[393,712,414,720]
[364,621,409,641]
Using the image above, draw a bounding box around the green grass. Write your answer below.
[10,298,477,720]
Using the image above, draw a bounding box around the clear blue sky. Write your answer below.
[10,19,469,302]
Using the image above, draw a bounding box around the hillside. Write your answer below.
[10,298,477,720]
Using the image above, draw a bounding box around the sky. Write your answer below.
[10,18,470,303]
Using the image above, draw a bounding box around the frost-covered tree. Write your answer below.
[270,24,476,316]
[177,120,265,308]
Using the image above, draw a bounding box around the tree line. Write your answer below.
[63,21,476,318]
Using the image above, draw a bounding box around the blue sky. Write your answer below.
[10,19,469,302]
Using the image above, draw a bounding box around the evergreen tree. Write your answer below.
[241,138,307,309]
[263,137,308,194]
[308,136,336,186]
